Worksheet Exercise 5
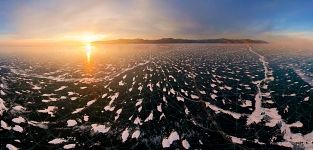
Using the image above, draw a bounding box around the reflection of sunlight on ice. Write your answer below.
[83,42,97,81]
[85,43,92,63]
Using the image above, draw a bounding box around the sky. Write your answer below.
[0,0,313,44]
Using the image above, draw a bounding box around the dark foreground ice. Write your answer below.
[1,44,313,149]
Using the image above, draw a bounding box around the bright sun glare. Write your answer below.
[64,33,106,43]
[81,35,100,43]
[63,33,104,63]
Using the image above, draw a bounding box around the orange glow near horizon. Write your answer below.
[63,33,107,43]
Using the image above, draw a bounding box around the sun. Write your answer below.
[81,34,100,43]
[63,33,106,43]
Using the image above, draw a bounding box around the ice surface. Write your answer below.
[2,45,313,149]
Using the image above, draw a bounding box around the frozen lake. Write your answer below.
[1,44,313,149]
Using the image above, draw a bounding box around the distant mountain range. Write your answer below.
[94,38,268,44]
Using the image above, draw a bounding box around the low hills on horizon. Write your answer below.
[94,38,268,44]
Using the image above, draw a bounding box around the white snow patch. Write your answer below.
[67,120,77,127]
[91,124,110,133]
[119,81,124,86]
[191,94,199,99]
[70,97,78,101]
[104,105,115,111]
[160,113,165,120]
[134,117,142,125]
[32,85,42,90]
[211,84,216,88]
[131,130,140,139]
[83,115,89,122]
[109,92,119,105]
[289,121,303,128]
[230,136,244,144]
[210,94,218,100]
[12,125,23,133]
[157,103,162,112]
[241,100,252,107]
[86,99,96,106]
[12,116,26,124]
[205,102,242,119]
[0,98,7,116]
[225,86,232,90]
[144,111,153,122]
[138,86,143,92]
[37,106,58,117]
[55,86,67,91]
[176,96,184,102]
[101,93,107,98]
[170,88,176,95]
[63,144,76,149]
[185,107,190,115]
[115,108,122,120]
[68,92,75,96]
[27,121,48,129]
[135,99,143,106]
[71,107,84,114]
[138,106,142,112]
[122,128,129,142]
[162,131,180,148]
[48,138,67,144]
[1,120,11,130]
[12,105,26,112]
[277,142,293,148]
[246,92,262,125]
[0,90,5,96]
[6,144,18,150]
[42,93,56,97]
[182,139,190,149]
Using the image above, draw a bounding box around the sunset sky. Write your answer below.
[0,0,313,44]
